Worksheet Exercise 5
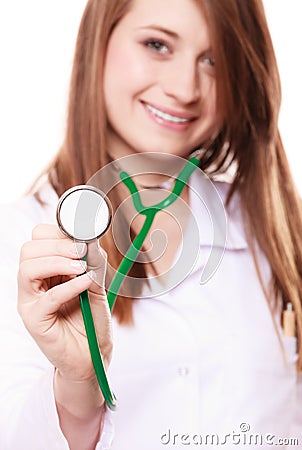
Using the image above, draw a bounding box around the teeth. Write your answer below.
[145,104,190,123]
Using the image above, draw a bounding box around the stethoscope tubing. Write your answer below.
[64,155,200,410]
[79,288,117,409]
[107,155,200,310]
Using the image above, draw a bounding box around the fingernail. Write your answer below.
[71,259,87,271]
[74,242,87,256]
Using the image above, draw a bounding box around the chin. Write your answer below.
[132,141,194,158]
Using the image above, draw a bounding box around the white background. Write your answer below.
[0,1,301,203]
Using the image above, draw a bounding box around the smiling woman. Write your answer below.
[0,1,301,204]
[103,0,219,161]
[0,1,302,450]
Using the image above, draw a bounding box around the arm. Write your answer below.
[54,371,105,450]
[0,214,113,449]
[17,224,113,449]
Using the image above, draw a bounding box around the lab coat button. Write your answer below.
[178,367,189,376]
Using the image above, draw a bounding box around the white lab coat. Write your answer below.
[0,173,301,449]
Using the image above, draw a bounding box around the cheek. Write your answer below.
[104,41,152,98]
[202,78,219,121]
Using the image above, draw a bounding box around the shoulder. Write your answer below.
[0,182,58,260]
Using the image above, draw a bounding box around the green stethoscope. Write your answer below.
[56,154,200,410]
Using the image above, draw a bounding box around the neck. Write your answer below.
[107,149,202,190]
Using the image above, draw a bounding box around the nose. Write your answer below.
[160,59,201,105]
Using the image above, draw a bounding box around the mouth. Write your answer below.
[142,102,196,125]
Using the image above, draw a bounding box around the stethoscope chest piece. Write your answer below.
[56,184,117,410]
[54,154,201,411]
[56,185,111,242]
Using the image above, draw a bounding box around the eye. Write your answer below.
[205,56,215,67]
[201,55,215,68]
[144,39,169,55]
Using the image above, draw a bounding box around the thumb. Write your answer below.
[85,241,107,294]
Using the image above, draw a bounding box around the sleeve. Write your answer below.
[0,200,114,450]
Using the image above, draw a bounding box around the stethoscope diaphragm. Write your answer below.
[56,185,111,242]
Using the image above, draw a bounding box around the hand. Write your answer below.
[18,224,113,383]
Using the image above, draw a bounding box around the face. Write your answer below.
[103,0,221,160]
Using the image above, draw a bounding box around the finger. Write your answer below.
[20,239,87,262]
[86,242,107,270]
[32,224,66,240]
[29,272,94,317]
[18,256,88,292]
[86,242,107,289]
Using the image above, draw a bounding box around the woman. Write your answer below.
[0,0,301,449]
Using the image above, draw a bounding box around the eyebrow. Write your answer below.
[136,25,179,39]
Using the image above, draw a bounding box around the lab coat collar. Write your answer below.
[37,173,248,252]
[189,171,248,251]
[143,173,249,295]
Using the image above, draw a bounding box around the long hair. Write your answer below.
[45,0,302,368]
[199,0,302,369]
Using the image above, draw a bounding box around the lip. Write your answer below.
[142,101,197,120]
[141,101,197,131]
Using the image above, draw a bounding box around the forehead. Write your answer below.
[120,0,210,46]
